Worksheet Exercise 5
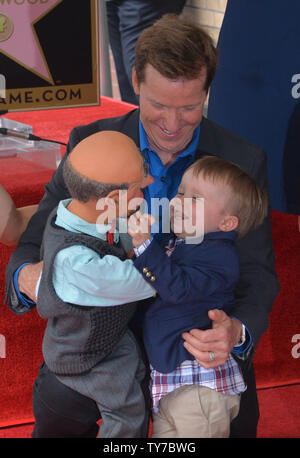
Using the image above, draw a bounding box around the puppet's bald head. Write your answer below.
[68,130,143,184]
[63,131,153,223]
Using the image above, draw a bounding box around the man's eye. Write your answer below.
[152,102,163,109]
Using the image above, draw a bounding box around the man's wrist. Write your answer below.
[13,263,35,308]
[230,317,253,355]
[230,317,243,346]
[234,323,246,346]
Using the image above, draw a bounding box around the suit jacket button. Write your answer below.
[143,267,148,273]
[146,271,152,277]
[150,276,156,282]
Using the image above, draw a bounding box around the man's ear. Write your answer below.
[219,215,239,233]
[132,67,140,96]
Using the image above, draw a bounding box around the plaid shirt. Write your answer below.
[134,236,247,413]
[150,355,246,413]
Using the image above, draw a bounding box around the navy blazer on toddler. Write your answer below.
[133,231,239,373]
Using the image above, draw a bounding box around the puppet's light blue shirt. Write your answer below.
[50,199,155,306]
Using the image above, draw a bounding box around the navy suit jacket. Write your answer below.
[133,231,239,373]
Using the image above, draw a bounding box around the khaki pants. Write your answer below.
[151,385,240,438]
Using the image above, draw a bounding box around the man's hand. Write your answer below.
[18,261,43,303]
[182,309,242,368]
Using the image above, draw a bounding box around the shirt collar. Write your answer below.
[55,198,119,242]
[167,230,237,247]
[174,230,237,245]
[139,120,200,160]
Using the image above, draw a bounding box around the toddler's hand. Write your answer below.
[128,211,154,247]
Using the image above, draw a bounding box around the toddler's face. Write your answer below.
[170,169,231,238]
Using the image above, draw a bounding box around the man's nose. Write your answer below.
[163,109,181,132]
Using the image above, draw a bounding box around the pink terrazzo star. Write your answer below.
[0,0,62,83]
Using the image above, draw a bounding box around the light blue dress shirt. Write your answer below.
[42,199,155,306]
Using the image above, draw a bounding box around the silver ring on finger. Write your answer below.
[209,351,215,362]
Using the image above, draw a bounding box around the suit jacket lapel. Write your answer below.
[121,108,140,146]
[196,116,219,160]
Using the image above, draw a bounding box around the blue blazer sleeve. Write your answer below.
[133,237,240,306]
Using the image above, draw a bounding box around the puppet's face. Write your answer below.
[69,131,154,222]
[116,162,153,219]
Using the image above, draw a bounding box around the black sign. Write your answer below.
[0,0,99,111]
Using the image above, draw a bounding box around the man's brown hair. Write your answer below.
[134,14,218,92]
[188,156,269,237]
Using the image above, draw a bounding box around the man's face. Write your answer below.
[132,64,207,158]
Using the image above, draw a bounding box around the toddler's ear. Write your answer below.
[219,215,239,232]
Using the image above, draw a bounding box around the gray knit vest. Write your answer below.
[37,208,137,376]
